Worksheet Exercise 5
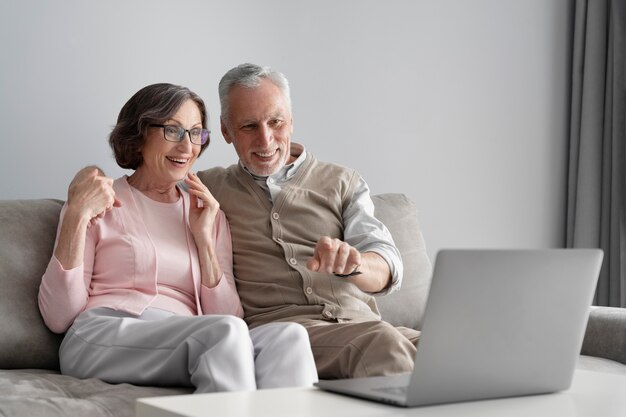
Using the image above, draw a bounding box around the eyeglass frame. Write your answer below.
[150,124,210,146]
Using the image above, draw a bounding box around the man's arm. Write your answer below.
[307,176,403,294]
[307,238,392,292]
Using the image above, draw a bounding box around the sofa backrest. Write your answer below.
[0,199,64,370]
[372,193,432,330]
[0,194,432,371]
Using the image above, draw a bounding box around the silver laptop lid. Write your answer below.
[407,249,603,406]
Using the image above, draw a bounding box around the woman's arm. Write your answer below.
[185,172,222,288]
[38,167,120,333]
[185,172,243,317]
[198,211,244,317]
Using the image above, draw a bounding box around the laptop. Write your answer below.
[316,249,603,407]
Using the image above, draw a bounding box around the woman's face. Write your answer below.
[137,99,203,184]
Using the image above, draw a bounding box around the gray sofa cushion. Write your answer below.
[0,199,64,370]
[372,193,432,330]
[0,369,189,417]
[581,306,626,365]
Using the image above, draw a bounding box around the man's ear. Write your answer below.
[221,118,232,144]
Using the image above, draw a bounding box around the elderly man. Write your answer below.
[197,63,419,379]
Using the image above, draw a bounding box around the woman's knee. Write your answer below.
[214,315,248,332]
[264,322,310,346]
[193,315,251,347]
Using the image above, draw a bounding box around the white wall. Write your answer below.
[0,0,573,259]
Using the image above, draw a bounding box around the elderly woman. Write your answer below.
[38,83,317,392]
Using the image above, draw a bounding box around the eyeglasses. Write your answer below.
[150,124,210,146]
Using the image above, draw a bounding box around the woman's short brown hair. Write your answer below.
[109,83,209,170]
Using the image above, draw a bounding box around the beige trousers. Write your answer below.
[291,318,420,379]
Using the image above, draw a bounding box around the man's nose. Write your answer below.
[258,124,272,145]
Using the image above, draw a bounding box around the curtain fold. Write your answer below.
[567,0,626,307]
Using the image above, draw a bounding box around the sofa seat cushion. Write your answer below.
[0,369,190,417]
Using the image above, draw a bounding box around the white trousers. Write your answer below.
[59,308,318,392]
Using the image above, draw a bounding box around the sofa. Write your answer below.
[1,194,625,417]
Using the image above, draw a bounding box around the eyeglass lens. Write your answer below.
[163,125,209,145]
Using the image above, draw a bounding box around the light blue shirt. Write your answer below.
[242,143,402,295]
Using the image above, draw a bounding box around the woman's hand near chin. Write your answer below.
[185,171,219,245]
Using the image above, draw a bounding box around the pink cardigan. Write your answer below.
[38,176,244,334]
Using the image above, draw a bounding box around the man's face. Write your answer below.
[221,78,293,176]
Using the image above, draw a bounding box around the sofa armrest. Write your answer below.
[0,199,64,370]
[581,306,626,365]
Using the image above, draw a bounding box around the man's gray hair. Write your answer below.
[219,63,291,122]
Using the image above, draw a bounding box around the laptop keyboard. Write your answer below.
[373,386,408,396]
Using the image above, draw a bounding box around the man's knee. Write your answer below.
[370,321,414,344]
[302,320,414,378]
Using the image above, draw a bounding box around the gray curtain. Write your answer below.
[567,0,626,307]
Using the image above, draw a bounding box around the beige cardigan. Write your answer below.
[199,152,383,328]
